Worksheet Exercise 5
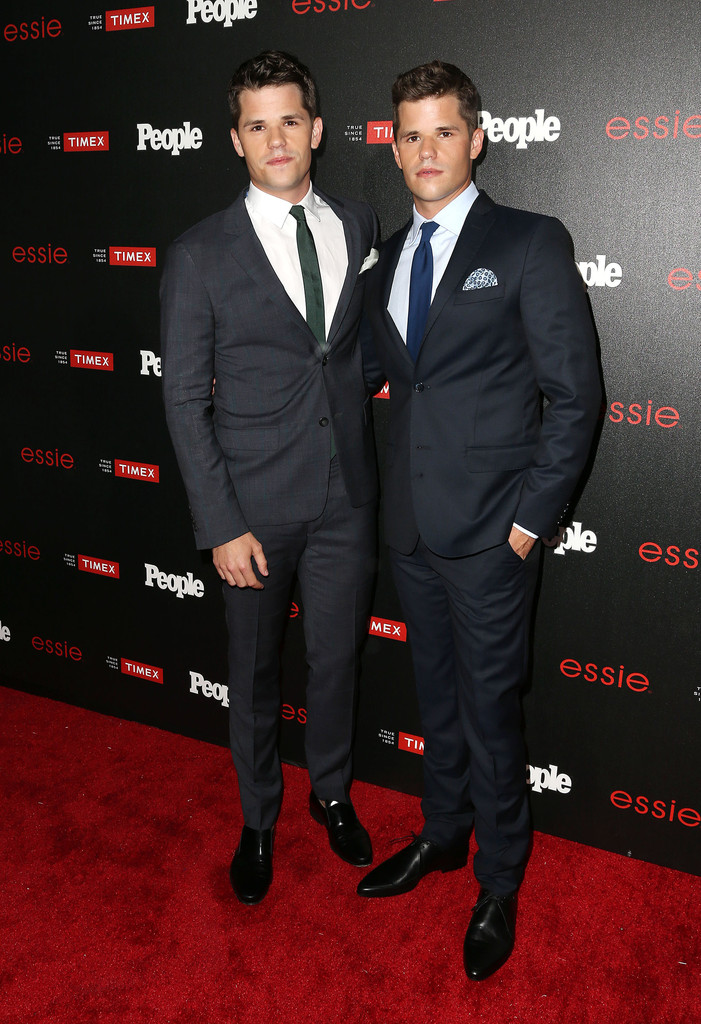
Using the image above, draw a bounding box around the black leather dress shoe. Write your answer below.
[463,888,517,980]
[357,836,467,897]
[229,826,273,905]
[309,791,372,866]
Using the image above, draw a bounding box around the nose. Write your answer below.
[419,136,437,160]
[268,126,285,148]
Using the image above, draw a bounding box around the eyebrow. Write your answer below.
[241,112,305,129]
[398,122,463,139]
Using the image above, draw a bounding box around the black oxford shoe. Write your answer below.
[229,826,273,905]
[463,888,517,980]
[357,836,467,897]
[309,791,372,866]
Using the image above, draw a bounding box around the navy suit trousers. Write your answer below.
[389,537,540,894]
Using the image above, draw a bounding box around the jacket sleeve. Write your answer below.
[513,217,601,536]
[160,240,249,550]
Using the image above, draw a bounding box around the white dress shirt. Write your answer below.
[388,181,536,540]
[245,182,348,341]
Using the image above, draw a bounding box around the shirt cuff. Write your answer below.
[513,522,538,540]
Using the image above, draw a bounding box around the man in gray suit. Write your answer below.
[161,51,379,904]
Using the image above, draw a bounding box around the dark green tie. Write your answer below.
[289,205,326,349]
[289,204,334,458]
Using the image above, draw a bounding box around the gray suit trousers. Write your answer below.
[223,458,376,829]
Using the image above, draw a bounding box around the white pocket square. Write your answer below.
[359,248,379,274]
[463,268,498,290]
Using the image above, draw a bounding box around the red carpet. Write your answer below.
[1,685,699,1024]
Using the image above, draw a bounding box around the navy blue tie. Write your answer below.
[406,221,439,362]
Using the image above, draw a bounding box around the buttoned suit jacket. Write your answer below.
[161,188,380,550]
[362,190,601,557]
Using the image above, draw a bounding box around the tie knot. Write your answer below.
[289,205,307,225]
[420,221,439,243]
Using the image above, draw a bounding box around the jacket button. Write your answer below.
[414,382,424,393]
[319,417,329,427]
[322,355,328,365]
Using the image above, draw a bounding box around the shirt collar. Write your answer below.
[246,182,324,228]
[408,180,479,243]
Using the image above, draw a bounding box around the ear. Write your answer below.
[311,117,323,151]
[470,127,485,160]
[230,127,244,159]
[392,141,403,170]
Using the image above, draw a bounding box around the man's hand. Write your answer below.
[508,525,536,561]
[213,533,268,589]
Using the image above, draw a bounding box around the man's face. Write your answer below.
[231,83,323,203]
[392,94,484,217]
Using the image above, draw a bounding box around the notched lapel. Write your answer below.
[423,194,497,340]
[325,196,362,350]
[225,194,313,339]
[379,222,413,365]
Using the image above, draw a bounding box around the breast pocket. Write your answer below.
[453,283,506,305]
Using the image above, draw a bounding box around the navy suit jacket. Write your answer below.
[161,188,379,550]
[362,190,601,557]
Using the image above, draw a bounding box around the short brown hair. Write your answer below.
[228,50,319,129]
[392,60,480,135]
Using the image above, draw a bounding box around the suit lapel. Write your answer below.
[379,220,414,367]
[224,192,313,340]
[422,191,496,340]
[225,188,373,354]
[318,190,362,350]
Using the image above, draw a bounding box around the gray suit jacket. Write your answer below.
[161,188,379,550]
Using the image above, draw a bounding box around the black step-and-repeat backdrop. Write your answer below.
[2,0,699,876]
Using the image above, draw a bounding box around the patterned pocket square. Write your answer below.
[463,268,498,290]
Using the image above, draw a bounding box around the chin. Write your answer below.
[416,189,445,204]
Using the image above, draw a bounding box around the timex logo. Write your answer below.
[114,459,159,481]
[78,555,120,578]
[121,658,162,682]
[368,616,407,641]
[63,133,109,152]
[106,7,155,30]
[109,247,156,266]
[70,350,114,371]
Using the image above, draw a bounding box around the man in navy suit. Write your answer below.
[357,61,600,979]
[161,52,379,905]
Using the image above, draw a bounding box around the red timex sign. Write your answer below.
[109,246,156,266]
[366,121,393,144]
[368,616,406,641]
[63,132,109,152]
[398,732,424,755]
[70,350,114,370]
[120,658,162,682]
[374,381,389,399]
[78,555,120,578]
[105,6,155,30]
[114,459,159,481]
